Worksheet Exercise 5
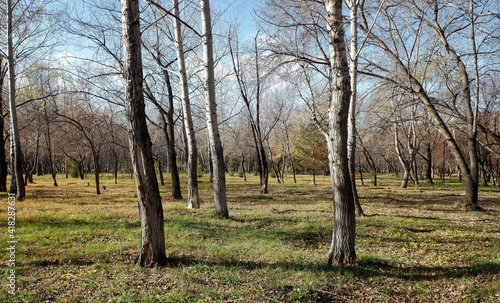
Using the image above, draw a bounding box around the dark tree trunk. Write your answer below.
[113,151,119,184]
[158,159,165,186]
[0,64,8,192]
[94,153,100,195]
[241,154,247,181]
[121,0,167,267]
[423,144,434,183]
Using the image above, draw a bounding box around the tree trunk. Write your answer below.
[158,159,165,186]
[394,123,410,189]
[423,143,434,183]
[44,110,58,187]
[160,111,183,200]
[94,152,100,195]
[120,0,167,267]
[325,0,356,266]
[241,154,247,181]
[7,0,26,201]
[172,0,197,206]
[0,63,8,192]
[200,0,228,219]
[348,0,364,217]
[113,152,119,185]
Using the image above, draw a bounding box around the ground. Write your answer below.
[0,173,499,302]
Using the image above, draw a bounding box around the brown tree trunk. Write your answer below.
[121,0,167,267]
[325,0,356,266]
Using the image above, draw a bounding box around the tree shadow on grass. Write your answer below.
[163,253,500,282]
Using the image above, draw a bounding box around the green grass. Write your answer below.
[0,173,499,302]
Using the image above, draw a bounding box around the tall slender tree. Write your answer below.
[0,59,8,192]
[200,0,228,218]
[120,0,167,267]
[324,0,356,266]
[6,0,26,201]
[347,0,364,216]
[172,0,200,208]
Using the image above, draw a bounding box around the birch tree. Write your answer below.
[6,0,25,200]
[200,0,228,218]
[172,0,200,208]
[120,0,167,267]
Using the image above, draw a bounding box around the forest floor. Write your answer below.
[0,173,499,302]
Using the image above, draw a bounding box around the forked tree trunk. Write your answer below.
[325,0,356,266]
[200,0,228,218]
[120,0,167,267]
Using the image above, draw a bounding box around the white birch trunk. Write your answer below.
[200,0,228,218]
[7,0,26,201]
[172,0,199,209]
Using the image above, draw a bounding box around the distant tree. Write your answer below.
[120,0,167,267]
[229,33,274,193]
[294,123,328,184]
[1,0,59,199]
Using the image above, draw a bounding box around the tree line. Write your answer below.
[0,0,498,267]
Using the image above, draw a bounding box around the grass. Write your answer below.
[0,173,499,302]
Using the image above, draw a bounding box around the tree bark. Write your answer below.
[348,0,364,217]
[121,0,167,267]
[200,0,228,218]
[325,0,356,266]
[172,0,198,207]
[7,0,26,201]
[93,152,100,195]
[0,60,8,192]
[43,103,58,187]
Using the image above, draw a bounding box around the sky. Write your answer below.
[53,0,258,62]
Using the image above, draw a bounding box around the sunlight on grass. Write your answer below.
[0,173,498,302]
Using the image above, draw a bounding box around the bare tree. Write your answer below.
[120,0,167,267]
[200,0,228,218]
[171,0,199,207]
[357,0,498,209]
[6,0,25,200]
[229,33,271,194]
[347,0,364,216]
[324,0,356,266]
